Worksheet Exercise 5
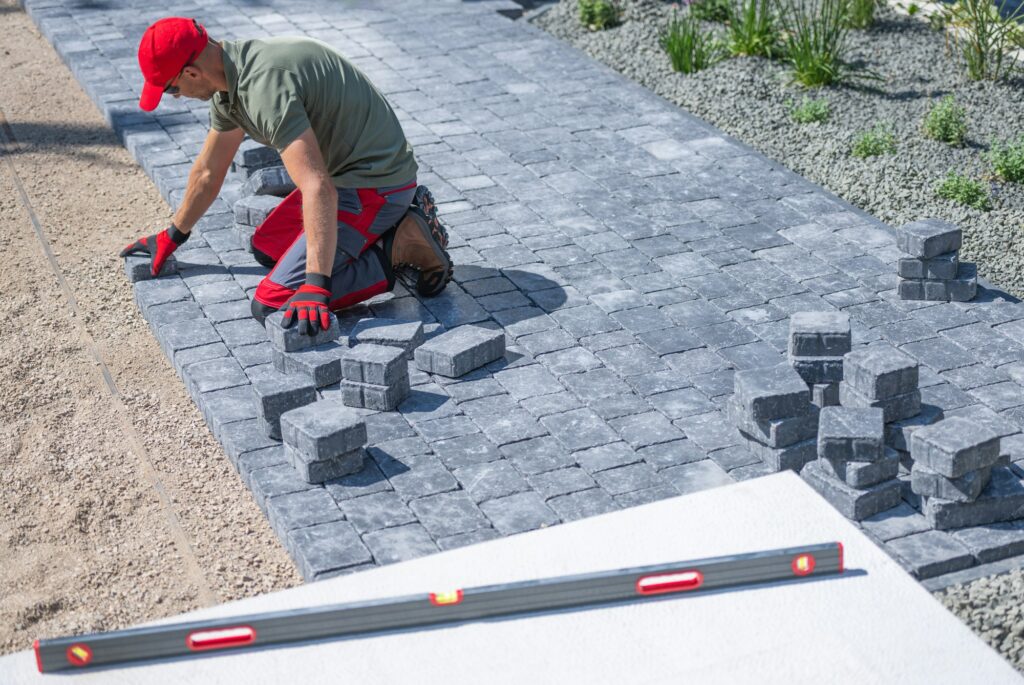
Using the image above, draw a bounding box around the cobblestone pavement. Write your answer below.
[20,0,1024,584]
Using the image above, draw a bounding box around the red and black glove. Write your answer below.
[119,224,190,276]
[281,273,333,336]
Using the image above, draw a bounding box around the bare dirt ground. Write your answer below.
[0,0,300,656]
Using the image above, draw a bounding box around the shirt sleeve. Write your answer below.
[209,101,238,133]
[245,68,311,151]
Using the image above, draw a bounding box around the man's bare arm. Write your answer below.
[279,127,336,278]
[172,127,245,233]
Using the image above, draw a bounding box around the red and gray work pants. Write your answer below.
[250,179,416,317]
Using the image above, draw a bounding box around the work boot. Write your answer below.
[412,185,448,249]
[386,204,453,297]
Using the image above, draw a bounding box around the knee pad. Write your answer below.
[250,298,279,326]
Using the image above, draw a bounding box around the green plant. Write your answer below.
[846,0,879,28]
[661,12,730,73]
[907,3,920,16]
[928,9,947,31]
[776,0,884,87]
[922,95,968,146]
[690,0,733,23]
[788,95,831,122]
[985,135,1024,183]
[935,171,993,210]
[936,0,1024,80]
[851,123,897,157]
[725,0,783,57]
[578,0,619,30]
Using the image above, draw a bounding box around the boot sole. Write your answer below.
[414,185,449,249]
[405,205,453,297]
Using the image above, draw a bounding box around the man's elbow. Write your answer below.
[298,177,336,202]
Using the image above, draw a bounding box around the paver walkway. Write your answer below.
[19,0,1024,586]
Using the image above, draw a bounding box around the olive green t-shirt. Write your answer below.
[210,37,417,189]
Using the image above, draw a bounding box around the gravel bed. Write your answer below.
[535,0,1024,670]
[936,569,1024,671]
[533,0,1024,299]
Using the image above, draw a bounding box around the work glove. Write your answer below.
[281,273,333,336]
[119,224,190,276]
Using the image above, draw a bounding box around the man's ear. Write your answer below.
[182,65,202,81]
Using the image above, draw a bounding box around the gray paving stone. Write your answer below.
[789,355,845,385]
[839,383,922,424]
[542,407,620,452]
[322,461,392,502]
[788,311,852,357]
[810,382,840,408]
[184,356,249,396]
[923,467,1024,529]
[859,502,931,542]
[920,382,975,412]
[743,435,817,472]
[378,453,460,502]
[216,318,268,347]
[950,520,1024,563]
[412,415,480,443]
[726,396,818,448]
[135,277,191,313]
[479,491,559,534]
[896,218,962,259]
[901,337,975,373]
[609,411,686,449]
[911,463,992,502]
[660,459,734,494]
[800,460,901,521]
[843,345,919,400]
[280,400,367,461]
[274,342,349,388]
[362,523,439,565]
[348,317,425,355]
[286,520,371,581]
[527,466,598,500]
[200,385,260,440]
[638,439,709,470]
[267,488,345,539]
[339,490,416,535]
[911,416,1002,478]
[885,403,944,452]
[286,444,366,484]
[251,370,317,440]
[432,433,500,469]
[499,436,575,475]
[452,458,529,503]
[614,484,682,507]
[547,488,621,522]
[415,325,505,377]
[818,406,885,462]
[898,252,959,280]
[733,363,810,421]
[266,310,341,352]
[886,530,974,579]
[242,164,295,197]
[341,375,411,412]
[124,253,178,282]
[822,447,900,488]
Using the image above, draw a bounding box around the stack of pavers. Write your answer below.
[839,345,921,425]
[801,406,901,520]
[728,363,819,472]
[788,311,851,409]
[896,218,977,302]
[340,344,411,411]
[267,310,350,391]
[280,399,368,484]
[414,325,506,379]
[232,139,282,180]
[910,417,1024,529]
[233,165,296,252]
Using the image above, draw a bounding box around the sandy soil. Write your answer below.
[0,0,300,656]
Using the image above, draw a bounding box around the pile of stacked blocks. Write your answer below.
[896,218,976,302]
[251,312,504,485]
[787,311,850,408]
[911,417,1024,529]
[802,407,901,520]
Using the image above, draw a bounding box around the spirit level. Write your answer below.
[34,542,843,673]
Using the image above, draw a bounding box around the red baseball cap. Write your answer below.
[137,17,209,112]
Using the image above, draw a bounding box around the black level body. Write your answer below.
[35,541,843,673]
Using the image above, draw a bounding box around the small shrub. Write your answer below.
[689,0,733,23]
[937,0,1024,80]
[923,95,968,146]
[851,124,897,157]
[776,0,884,87]
[661,12,729,73]
[579,0,619,30]
[985,136,1024,183]
[846,0,879,28]
[789,95,831,123]
[907,3,920,16]
[725,0,783,58]
[935,171,993,210]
